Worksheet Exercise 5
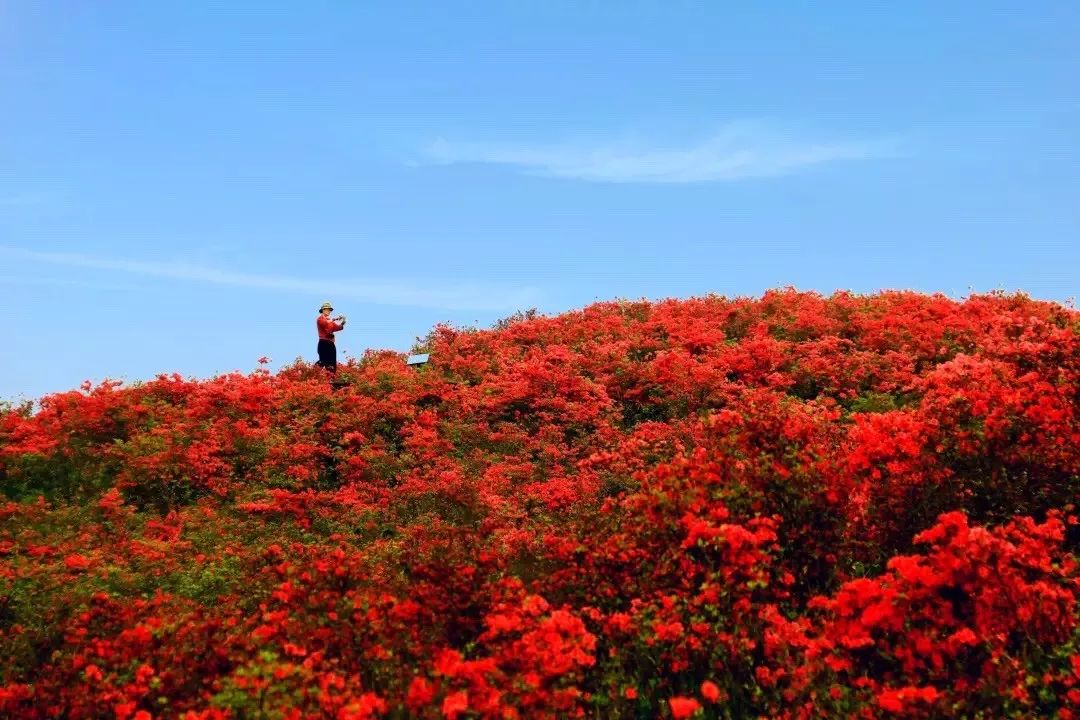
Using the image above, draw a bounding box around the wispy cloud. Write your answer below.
[424,122,898,184]
[0,247,539,311]
[0,191,52,207]
[0,273,148,293]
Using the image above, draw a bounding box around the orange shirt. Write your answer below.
[317,315,343,342]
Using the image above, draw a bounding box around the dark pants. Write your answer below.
[316,339,337,372]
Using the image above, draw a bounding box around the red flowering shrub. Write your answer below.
[763,510,1080,717]
[1,289,1078,717]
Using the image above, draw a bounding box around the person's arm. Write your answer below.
[332,315,346,330]
[318,315,342,334]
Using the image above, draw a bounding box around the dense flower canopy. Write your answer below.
[1,289,1079,718]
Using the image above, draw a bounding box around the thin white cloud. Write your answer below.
[424,123,898,184]
[0,274,148,292]
[0,192,52,206]
[0,247,540,311]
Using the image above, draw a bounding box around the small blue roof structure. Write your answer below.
[406,353,430,366]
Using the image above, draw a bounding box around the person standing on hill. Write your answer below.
[315,301,346,372]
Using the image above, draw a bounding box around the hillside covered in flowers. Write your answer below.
[2,289,1079,719]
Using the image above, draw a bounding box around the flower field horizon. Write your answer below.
[2,288,1079,719]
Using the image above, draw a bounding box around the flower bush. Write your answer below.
[1,289,1078,718]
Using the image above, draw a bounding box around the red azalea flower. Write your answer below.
[669,696,701,718]
[441,691,468,719]
[701,680,722,702]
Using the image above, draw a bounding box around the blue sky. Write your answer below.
[2,2,1078,401]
